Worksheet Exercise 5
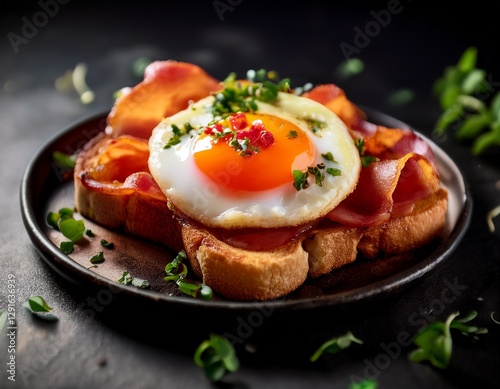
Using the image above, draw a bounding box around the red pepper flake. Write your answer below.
[229,112,248,130]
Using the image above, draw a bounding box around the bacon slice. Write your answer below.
[302,84,366,132]
[327,153,440,227]
[107,60,221,139]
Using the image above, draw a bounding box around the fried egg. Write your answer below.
[148,92,361,229]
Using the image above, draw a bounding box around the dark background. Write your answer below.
[1,1,499,388]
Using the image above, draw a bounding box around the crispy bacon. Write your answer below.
[107,60,221,139]
[302,84,366,133]
[326,153,440,227]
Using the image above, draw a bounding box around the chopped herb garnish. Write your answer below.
[100,239,115,249]
[164,250,213,300]
[52,150,76,169]
[326,167,342,176]
[194,334,240,382]
[321,151,336,162]
[310,331,363,362]
[408,310,488,369]
[90,251,105,264]
[163,123,191,149]
[308,164,326,187]
[287,130,298,139]
[85,229,95,237]
[292,169,310,190]
[60,241,74,254]
[118,271,150,289]
[293,160,341,191]
[356,138,379,167]
[305,118,326,135]
[211,69,291,118]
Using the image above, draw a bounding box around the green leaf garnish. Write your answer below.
[194,334,240,382]
[408,310,488,369]
[52,151,76,169]
[433,46,500,154]
[292,169,310,191]
[310,331,363,362]
[349,379,378,389]
[23,296,58,321]
[211,69,291,119]
[163,250,213,300]
[90,251,105,264]
[100,239,115,249]
[85,229,96,237]
[60,241,74,254]
[118,271,150,289]
[59,218,85,242]
[26,296,53,312]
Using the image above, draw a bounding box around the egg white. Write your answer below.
[148,92,361,228]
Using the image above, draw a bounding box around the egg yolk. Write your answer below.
[193,113,316,192]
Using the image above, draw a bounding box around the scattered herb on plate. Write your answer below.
[118,271,150,289]
[90,251,105,264]
[164,250,213,300]
[46,207,86,253]
[408,310,488,369]
[310,331,363,362]
[194,333,240,382]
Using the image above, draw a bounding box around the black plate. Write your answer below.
[20,110,472,314]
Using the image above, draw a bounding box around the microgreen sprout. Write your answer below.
[408,310,488,369]
[46,207,86,253]
[164,250,213,300]
[194,333,240,382]
[310,331,363,362]
[433,46,500,154]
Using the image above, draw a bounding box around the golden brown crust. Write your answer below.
[304,226,365,278]
[182,223,309,301]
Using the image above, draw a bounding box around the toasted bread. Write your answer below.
[74,132,448,300]
[72,60,449,301]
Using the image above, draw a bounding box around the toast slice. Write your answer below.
[72,60,448,301]
[74,131,448,301]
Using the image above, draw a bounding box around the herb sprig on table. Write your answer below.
[433,46,500,155]
[408,310,488,369]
